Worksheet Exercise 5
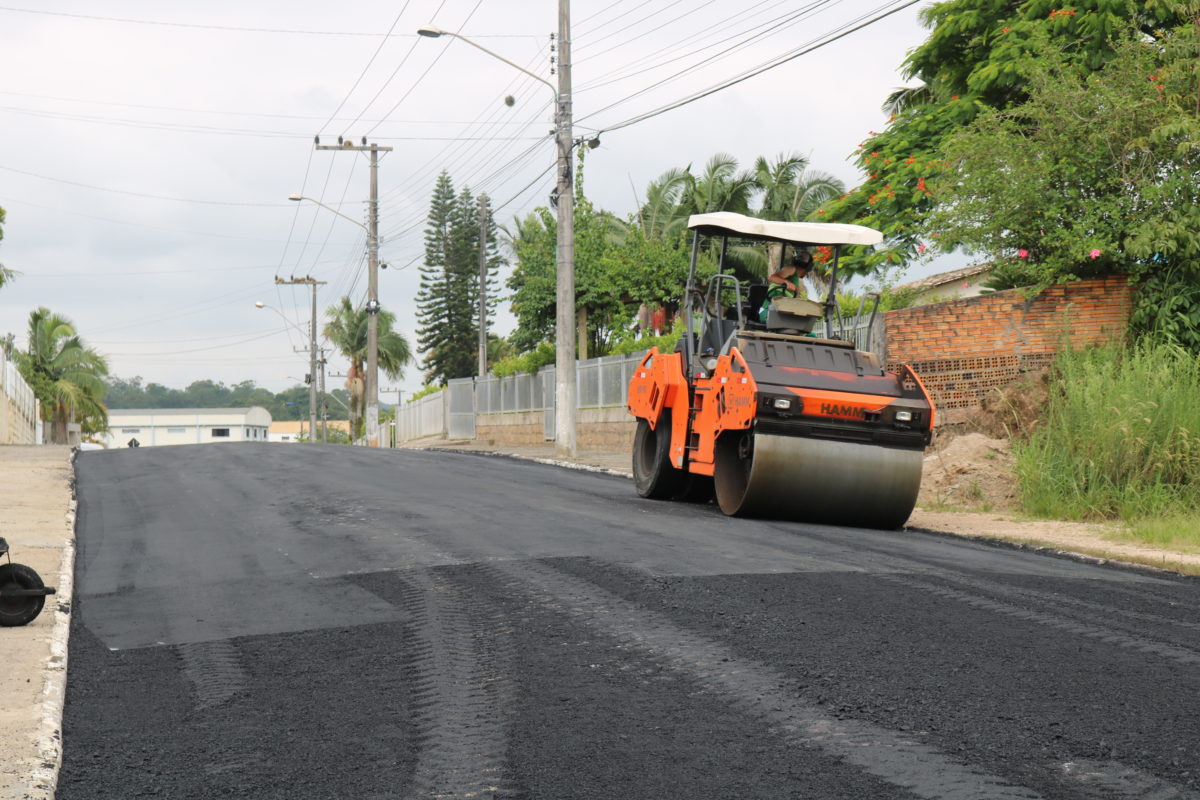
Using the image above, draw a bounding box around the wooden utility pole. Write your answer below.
[275,275,326,442]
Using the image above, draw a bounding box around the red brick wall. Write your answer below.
[884,276,1132,424]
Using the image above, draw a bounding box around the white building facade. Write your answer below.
[100,407,272,448]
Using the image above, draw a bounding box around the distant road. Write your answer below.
[61,443,1200,799]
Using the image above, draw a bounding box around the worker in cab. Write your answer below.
[759,249,813,322]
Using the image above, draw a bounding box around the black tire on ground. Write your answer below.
[633,412,686,499]
[673,474,714,504]
[0,562,46,627]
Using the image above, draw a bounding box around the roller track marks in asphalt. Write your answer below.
[388,570,517,800]
[784,528,1200,668]
[480,558,1044,800]
[177,640,248,712]
[879,573,1200,667]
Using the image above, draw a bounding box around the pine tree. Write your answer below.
[415,173,505,383]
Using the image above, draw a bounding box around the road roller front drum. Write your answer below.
[713,431,924,530]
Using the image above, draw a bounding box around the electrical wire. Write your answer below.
[0,5,530,37]
[317,2,413,136]
[585,0,921,134]
[0,164,288,207]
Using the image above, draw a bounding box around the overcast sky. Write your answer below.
[0,0,941,403]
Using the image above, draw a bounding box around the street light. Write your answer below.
[255,300,323,443]
[289,193,383,446]
[418,16,577,457]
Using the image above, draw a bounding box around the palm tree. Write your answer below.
[677,153,758,218]
[323,297,412,440]
[16,307,109,444]
[751,152,846,291]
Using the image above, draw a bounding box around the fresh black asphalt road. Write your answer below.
[61,443,1200,799]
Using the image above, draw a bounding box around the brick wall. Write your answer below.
[884,276,1132,424]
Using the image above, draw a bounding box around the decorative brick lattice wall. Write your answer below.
[884,276,1132,424]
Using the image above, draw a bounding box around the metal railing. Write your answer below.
[392,351,646,445]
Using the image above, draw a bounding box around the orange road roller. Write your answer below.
[627,212,935,530]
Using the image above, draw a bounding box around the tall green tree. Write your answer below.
[823,0,1190,273]
[323,296,411,438]
[415,172,502,383]
[16,307,109,443]
[928,23,1200,348]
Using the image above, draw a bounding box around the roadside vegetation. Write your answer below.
[1015,342,1200,545]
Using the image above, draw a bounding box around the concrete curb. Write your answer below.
[26,450,77,800]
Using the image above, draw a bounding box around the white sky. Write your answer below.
[0,0,941,401]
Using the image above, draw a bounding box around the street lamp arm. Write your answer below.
[288,194,370,234]
[417,27,557,98]
[255,302,311,336]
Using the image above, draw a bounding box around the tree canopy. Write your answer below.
[16,307,109,442]
[324,295,412,437]
[823,0,1192,272]
[928,22,1200,347]
[505,149,842,357]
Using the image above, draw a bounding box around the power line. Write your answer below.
[363,0,486,137]
[317,2,413,136]
[0,164,288,207]
[588,0,922,135]
[0,6,536,37]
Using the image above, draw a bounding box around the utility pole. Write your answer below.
[274,275,326,443]
[314,138,393,447]
[381,387,406,448]
[318,347,328,443]
[477,194,490,378]
[554,0,577,457]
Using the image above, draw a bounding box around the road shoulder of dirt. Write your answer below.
[906,509,1198,574]
[0,446,75,800]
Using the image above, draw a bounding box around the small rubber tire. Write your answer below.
[0,563,46,627]
[633,412,685,499]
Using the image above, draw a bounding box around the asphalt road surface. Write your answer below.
[61,443,1200,799]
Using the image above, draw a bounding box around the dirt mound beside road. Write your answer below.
[918,432,1019,513]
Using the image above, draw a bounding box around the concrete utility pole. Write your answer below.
[477,194,490,378]
[274,275,327,443]
[416,6,576,456]
[318,347,328,443]
[554,0,577,458]
[313,139,393,447]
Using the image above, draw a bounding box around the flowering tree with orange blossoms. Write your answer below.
[821,0,1191,275]
[928,24,1200,348]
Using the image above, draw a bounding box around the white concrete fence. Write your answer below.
[1,355,39,445]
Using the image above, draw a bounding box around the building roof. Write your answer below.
[895,263,993,292]
[107,407,269,418]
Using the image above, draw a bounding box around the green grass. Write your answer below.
[1014,340,1200,524]
[1113,514,1200,550]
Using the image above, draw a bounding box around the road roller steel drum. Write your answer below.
[627,212,935,530]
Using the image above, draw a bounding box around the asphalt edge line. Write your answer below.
[424,445,1189,579]
[904,525,1188,578]
[28,448,77,799]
